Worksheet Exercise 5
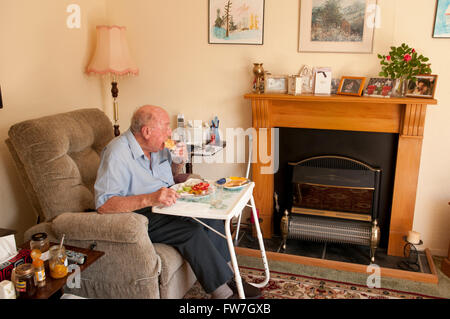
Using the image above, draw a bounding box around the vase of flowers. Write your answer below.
[378,43,432,97]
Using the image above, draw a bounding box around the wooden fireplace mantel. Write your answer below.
[244,93,437,257]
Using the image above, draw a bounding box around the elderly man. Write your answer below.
[94,105,260,299]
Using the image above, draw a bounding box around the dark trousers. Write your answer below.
[136,208,233,293]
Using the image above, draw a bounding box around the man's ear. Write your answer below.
[141,126,151,139]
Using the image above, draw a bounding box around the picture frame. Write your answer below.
[433,0,450,38]
[288,75,302,95]
[337,76,366,96]
[406,74,438,99]
[364,77,394,98]
[299,0,378,53]
[208,0,265,45]
[264,75,288,94]
[330,78,340,94]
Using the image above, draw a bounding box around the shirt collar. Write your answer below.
[124,129,145,160]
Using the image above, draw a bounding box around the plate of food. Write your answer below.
[215,176,250,190]
[170,178,215,198]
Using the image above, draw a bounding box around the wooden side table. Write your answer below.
[19,241,104,299]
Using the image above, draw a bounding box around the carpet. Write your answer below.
[184,266,440,299]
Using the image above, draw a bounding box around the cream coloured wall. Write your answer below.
[0,0,108,242]
[0,0,448,255]
[106,0,449,255]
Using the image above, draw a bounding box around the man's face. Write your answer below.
[143,110,172,152]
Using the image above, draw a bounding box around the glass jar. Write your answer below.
[14,263,37,299]
[49,245,68,279]
[30,232,50,261]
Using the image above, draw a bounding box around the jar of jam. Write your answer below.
[49,245,68,279]
[30,232,50,261]
[14,264,37,299]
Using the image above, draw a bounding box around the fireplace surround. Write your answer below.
[244,93,437,257]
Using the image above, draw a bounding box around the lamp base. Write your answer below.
[114,124,120,137]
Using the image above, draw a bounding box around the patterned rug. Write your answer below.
[184,266,439,299]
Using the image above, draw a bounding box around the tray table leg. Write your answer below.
[225,218,245,299]
[248,195,270,288]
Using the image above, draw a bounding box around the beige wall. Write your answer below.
[0,0,108,242]
[1,0,448,255]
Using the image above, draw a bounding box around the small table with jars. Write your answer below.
[18,236,104,299]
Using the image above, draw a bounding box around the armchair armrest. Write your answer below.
[52,212,149,244]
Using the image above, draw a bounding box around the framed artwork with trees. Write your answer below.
[208,0,265,44]
[299,0,377,53]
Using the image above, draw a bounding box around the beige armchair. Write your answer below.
[5,108,196,298]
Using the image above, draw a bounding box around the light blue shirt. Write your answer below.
[94,129,174,209]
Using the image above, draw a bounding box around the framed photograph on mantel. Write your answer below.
[209,0,265,44]
[337,76,366,96]
[406,74,438,99]
[299,0,378,53]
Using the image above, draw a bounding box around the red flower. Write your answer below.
[412,49,416,53]
[386,56,391,61]
[404,54,412,62]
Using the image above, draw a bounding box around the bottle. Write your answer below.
[31,249,46,287]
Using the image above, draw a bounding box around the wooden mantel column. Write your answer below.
[244,93,437,256]
[388,103,428,256]
[251,98,274,238]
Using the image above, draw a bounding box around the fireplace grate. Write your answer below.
[281,155,381,262]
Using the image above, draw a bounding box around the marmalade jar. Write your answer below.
[49,245,68,279]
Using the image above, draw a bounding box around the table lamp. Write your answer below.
[86,25,139,136]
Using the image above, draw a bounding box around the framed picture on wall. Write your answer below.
[208,0,265,44]
[433,0,450,38]
[299,0,378,53]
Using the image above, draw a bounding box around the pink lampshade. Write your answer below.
[87,25,139,76]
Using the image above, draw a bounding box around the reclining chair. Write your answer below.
[5,108,196,298]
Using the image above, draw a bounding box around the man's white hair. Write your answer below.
[130,106,154,134]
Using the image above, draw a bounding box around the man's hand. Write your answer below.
[151,187,180,207]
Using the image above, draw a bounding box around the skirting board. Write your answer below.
[235,246,439,284]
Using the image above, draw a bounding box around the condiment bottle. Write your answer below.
[31,249,46,287]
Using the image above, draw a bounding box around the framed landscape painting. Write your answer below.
[433,0,450,38]
[209,0,265,44]
[299,0,377,53]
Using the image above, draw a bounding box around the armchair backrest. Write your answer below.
[6,108,114,222]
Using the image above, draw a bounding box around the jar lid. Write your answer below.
[31,232,48,242]
[15,263,34,276]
